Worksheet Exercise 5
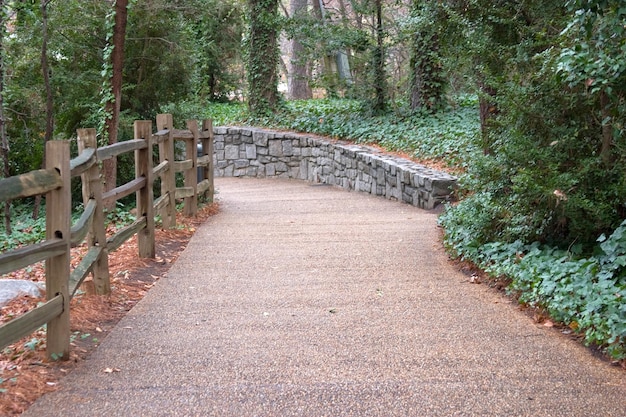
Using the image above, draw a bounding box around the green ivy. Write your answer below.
[440,209,626,359]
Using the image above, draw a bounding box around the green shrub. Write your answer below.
[440,210,626,359]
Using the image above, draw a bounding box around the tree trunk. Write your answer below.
[478,79,498,154]
[35,0,54,221]
[335,0,353,87]
[0,0,10,234]
[599,90,613,167]
[247,0,280,116]
[409,2,444,111]
[372,0,386,114]
[103,0,129,208]
[312,0,337,97]
[286,0,311,100]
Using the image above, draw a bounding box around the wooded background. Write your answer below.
[0,0,624,250]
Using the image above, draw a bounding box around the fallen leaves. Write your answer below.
[469,274,481,284]
[0,202,219,415]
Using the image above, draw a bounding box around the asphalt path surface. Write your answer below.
[22,177,626,416]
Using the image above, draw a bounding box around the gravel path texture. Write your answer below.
[22,177,626,417]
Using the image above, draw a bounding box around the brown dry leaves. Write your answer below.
[0,203,218,415]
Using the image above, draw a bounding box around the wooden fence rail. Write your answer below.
[0,115,214,360]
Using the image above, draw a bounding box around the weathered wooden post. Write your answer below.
[134,121,155,258]
[77,129,111,295]
[44,140,71,360]
[201,119,214,203]
[156,114,176,229]
[184,120,199,216]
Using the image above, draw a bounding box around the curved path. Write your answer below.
[24,178,625,416]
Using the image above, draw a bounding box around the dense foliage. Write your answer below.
[434,0,626,358]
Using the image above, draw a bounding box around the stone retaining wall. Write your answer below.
[213,127,457,209]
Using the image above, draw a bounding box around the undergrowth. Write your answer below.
[0,203,137,252]
[265,98,481,169]
[440,202,626,360]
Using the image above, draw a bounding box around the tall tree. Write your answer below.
[0,0,10,234]
[41,0,53,146]
[33,0,54,220]
[247,0,280,116]
[286,0,311,100]
[408,0,445,111]
[312,0,339,97]
[371,0,386,113]
[335,0,353,88]
[102,0,129,202]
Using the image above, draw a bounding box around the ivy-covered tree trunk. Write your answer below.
[103,0,129,206]
[409,1,445,112]
[34,0,54,221]
[371,0,386,114]
[0,0,10,234]
[247,0,280,116]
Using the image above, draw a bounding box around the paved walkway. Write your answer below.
[23,178,625,416]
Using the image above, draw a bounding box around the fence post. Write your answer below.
[184,120,199,216]
[134,121,155,258]
[77,129,111,295]
[156,114,176,229]
[44,140,71,360]
[201,119,214,203]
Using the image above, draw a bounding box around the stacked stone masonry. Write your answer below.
[213,127,457,209]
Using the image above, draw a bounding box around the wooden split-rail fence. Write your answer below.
[0,114,214,360]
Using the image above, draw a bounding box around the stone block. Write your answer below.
[432,179,456,196]
[275,161,288,172]
[424,178,433,191]
[376,168,385,185]
[299,159,308,180]
[225,144,240,160]
[266,163,276,176]
[282,140,293,156]
[246,144,257,159]
[253,131,269,146]
[268,140,283,156]
[234,159,249,169]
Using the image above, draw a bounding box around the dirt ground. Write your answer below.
[0,203,218,415]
